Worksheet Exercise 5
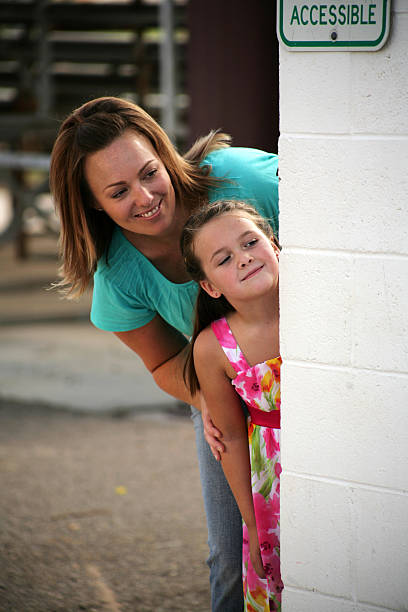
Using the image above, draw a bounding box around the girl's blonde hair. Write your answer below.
[180,199,277,395]
[49,96,231,298]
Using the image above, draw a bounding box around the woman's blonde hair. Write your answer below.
[180,199,277,395]
[49,96,231,298]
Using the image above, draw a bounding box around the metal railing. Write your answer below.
[0,151,52,248]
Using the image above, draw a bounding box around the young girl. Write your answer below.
[181,200,283,611]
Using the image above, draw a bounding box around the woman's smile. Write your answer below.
[135,201,162,219]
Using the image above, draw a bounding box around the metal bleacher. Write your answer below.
[0,0,188,253]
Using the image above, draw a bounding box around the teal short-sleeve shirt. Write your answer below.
[90,147,279,336]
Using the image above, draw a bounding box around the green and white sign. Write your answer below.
[277,1,391,51]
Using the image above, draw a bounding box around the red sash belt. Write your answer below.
[248,406,280,429]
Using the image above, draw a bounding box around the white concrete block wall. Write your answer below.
[278,2,408,610]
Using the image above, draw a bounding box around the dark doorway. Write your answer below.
[187,0,279,153]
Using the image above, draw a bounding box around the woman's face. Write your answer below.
[84,130,177,239]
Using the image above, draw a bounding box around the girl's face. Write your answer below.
[194,213,280,304]
[84,130,177,239]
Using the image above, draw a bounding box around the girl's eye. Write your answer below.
[218,255,231,266]
[245,238,258,248]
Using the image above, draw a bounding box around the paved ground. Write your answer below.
[0,235,179,414]
[0,234,211,611]
[0,403,210,612]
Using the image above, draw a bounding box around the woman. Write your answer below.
[50,96,279,611]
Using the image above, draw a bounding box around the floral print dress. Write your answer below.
[211,317,283,612]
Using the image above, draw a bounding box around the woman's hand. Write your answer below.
[201,395,225,461]
[248,526,266,579]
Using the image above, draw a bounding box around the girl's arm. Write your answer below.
[194,326,266,578]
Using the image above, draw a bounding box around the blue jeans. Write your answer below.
[191,406,244,611]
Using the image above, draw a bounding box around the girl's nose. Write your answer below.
[238,254,253,268]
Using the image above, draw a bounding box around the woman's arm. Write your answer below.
[114,314,196,405]
[194,327,265,578]
[114,314,226,455]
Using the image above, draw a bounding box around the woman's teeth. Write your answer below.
[138,204,160,218]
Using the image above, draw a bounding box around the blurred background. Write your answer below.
[0,1,280,609]
[0,0,279,266]
[0,0,280,410]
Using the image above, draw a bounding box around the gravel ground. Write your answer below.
[0,402,211,612]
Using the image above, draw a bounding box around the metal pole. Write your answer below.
[36,0,52,117]
[159,0,176,143]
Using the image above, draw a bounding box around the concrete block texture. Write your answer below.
[281,363,408,491]
[278,136,408,255]
[279,249,353,365]
[279,7,407,611]
[394,0,408,12]
[351,13,408,136]
[282,588,394,612]
[281,474,354,598]
[279,12,408,136]
[355,488,408,609]
[279,51,352,134]
[352,257,408,373]
[283,589,356,612]
[281,474,408,609]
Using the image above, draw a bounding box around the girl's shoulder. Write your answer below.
[194,323,236,380]
[193,324,220,363]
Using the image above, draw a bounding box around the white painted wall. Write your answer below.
[278,2,408,610]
